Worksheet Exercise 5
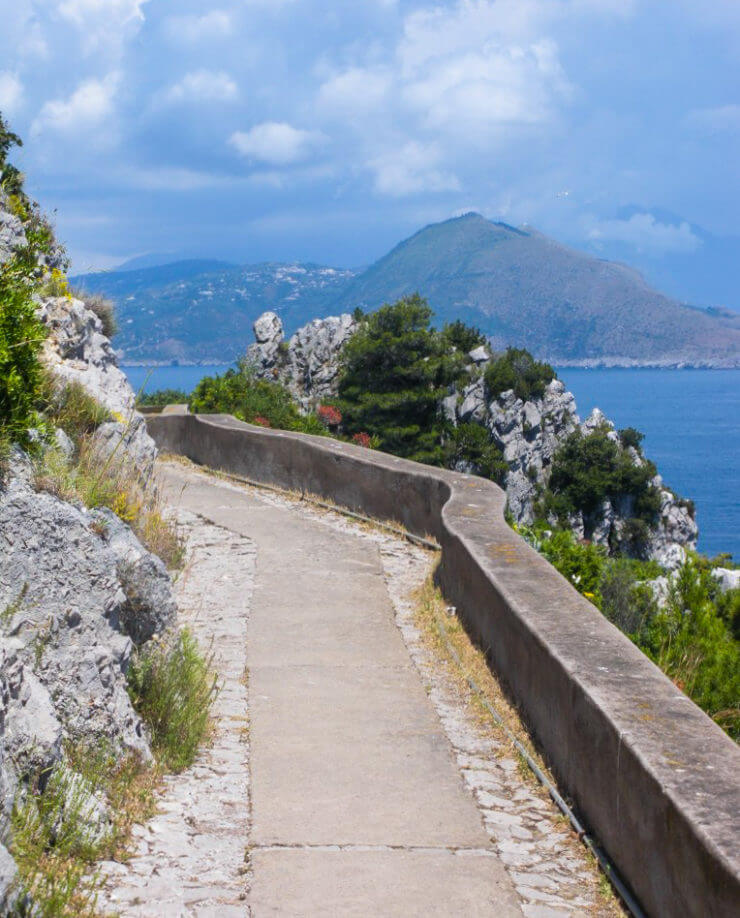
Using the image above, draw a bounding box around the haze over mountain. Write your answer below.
[72,214,740,367]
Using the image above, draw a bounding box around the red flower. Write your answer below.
[253,415,271,427]
[317,404,342,427]
[352,432,372,448]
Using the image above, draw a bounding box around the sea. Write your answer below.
[124,364,739,561]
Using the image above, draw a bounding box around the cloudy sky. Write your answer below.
[1,0,738,279]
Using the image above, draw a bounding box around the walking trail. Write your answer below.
[100,460,618,917]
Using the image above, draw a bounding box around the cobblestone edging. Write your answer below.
[98,511,254,916]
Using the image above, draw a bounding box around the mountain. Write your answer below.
[71,261,356,363]
[341,213,740,367]
[71,214,740,366]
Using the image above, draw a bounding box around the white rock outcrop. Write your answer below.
[246,310,358,411]
[40,295,158,473]
[245,311,698,567]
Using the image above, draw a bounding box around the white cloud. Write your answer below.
[163,10,233,44]
[163,70,238,105]
[369,141,460,196]
[686,104,740,133]
[0,72,23,116]
[396,2,572,133]
[31,72,119,136]
[230,122,325,165]
[588,213,702,255]
[403,39,570,131]
[57,0,149,53]
[318,67,391,117]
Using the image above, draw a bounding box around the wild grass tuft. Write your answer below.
[47,381,110,447]
[9,764,104,917]
[34,436,184,570]
[127,628,218,772]
[72,292,117,339]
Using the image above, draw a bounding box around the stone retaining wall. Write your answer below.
[148,412,740,918]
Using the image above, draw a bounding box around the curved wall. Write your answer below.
[148,412,740,918]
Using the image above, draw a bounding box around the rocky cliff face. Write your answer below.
[0,195,170,908]
[247,310,698,568]
[247,310,358,412]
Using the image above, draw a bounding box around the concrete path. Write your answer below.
[158,462,522,917]
[101,461,618,917]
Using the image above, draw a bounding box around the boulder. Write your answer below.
[468,345,490,364]
[39,296,157,474]
[92,508,177,644]
[712,568,740,593]
[254,311,283,344]
[247,311,357,411]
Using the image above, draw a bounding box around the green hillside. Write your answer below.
[340,213,740,366]
[71,214,740,366]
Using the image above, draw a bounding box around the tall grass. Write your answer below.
[9,765,104,917]
[127,629,218,772]
[47,381,110,447]
[34,436,184,570]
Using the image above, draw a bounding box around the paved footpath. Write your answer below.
[101,461,616,917]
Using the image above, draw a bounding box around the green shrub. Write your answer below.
[190,361,325,435]
[444,422,507,484]
[618,427,644,451]
[544,425,660,542]
[337,294,469,464]
[0,259,48,448]
[137,388,191,407]
[10,764,104,916]
[599,559,655,636]
[516,522,739,739]
[484,347,554,402]
[127,629,218,772]
[642,560,740,738]
[49,381,110,447]
[440,319,486,354]
[0,114,24,197]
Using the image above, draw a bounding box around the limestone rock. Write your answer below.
[0,842,18,914]
[93,508,177,644]
[711,568,740,593]
[468,345,490,364]
[254,311,284,344]
[0,201,26,265]
[0,462,158,771]
[247,311,357,411]
[39,295,157,474]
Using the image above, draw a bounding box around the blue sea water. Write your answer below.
[123,364,739,561]
[557,369,739,561]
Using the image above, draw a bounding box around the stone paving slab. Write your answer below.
[250,847,522,917]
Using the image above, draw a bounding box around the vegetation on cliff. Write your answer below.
[539,425,661,551]
[337,294,471,464]
[189,360,325,434]
[517,524,740,738]
[0,115,217,913]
